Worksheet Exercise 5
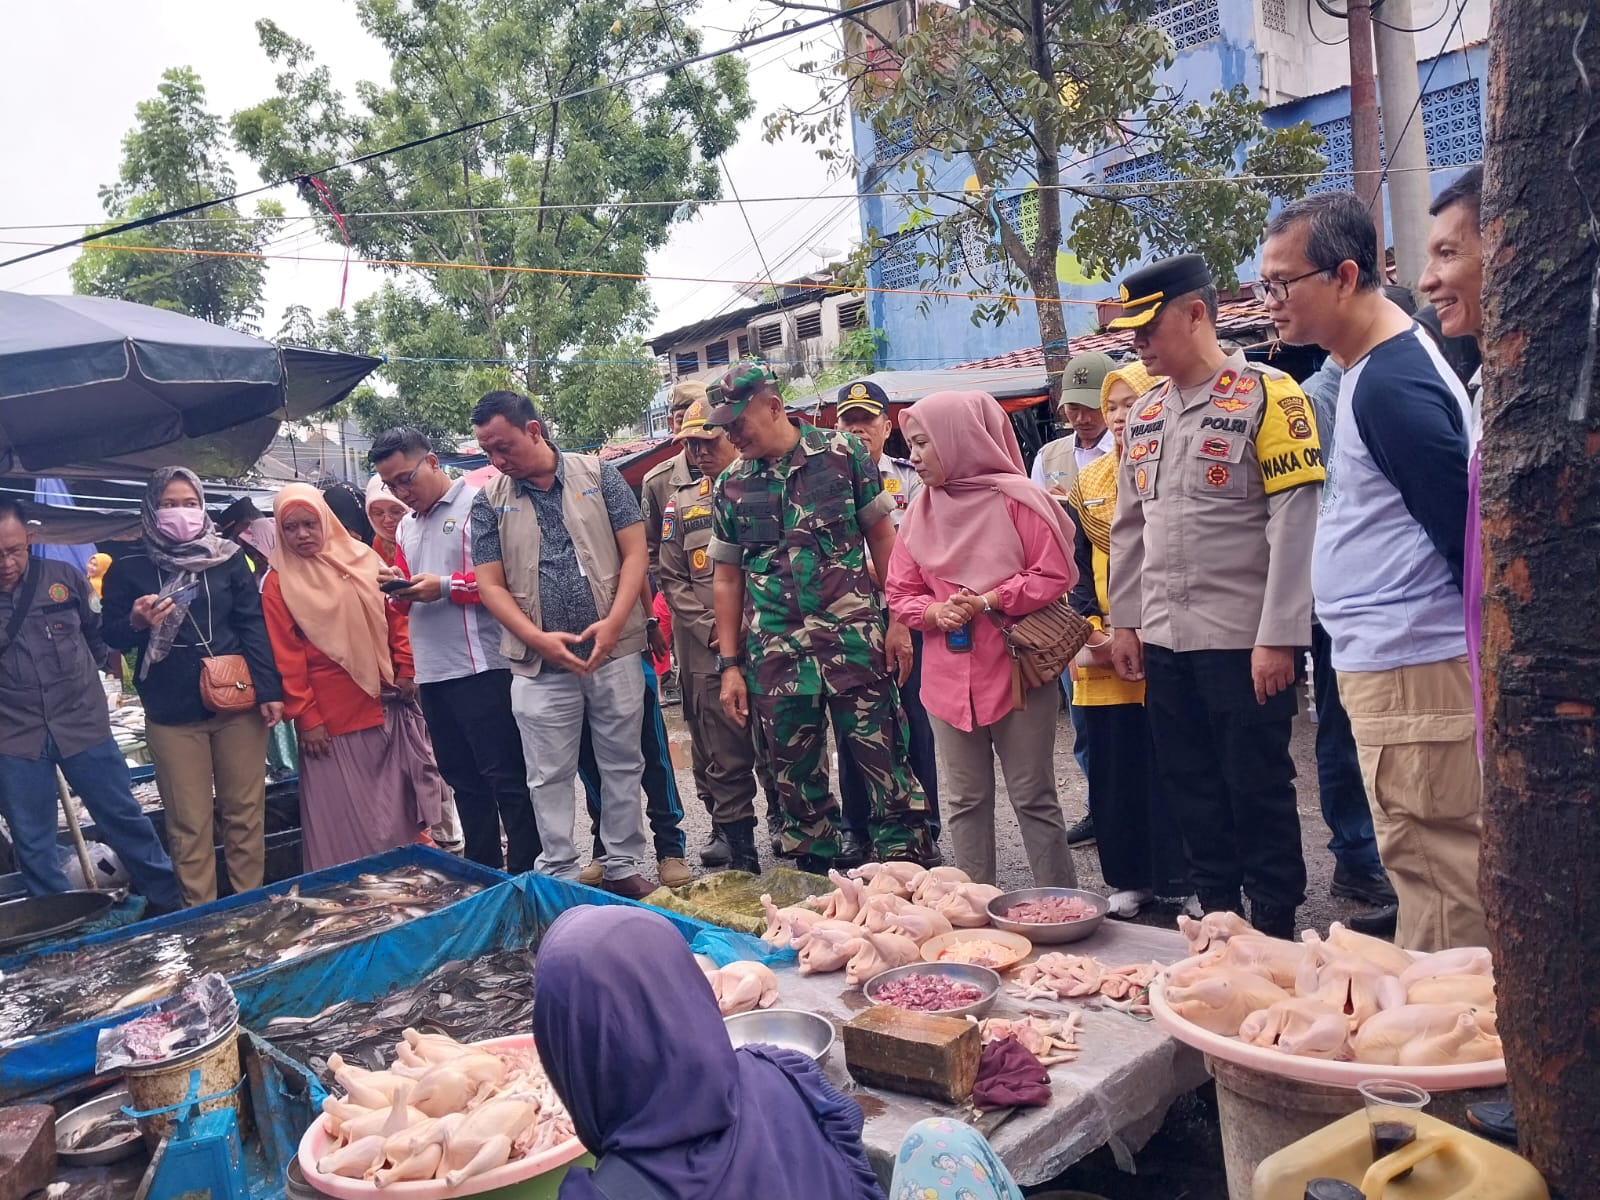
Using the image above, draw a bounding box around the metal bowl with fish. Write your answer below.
[723,1009,835,1061]
[862,963,1001,1020]
[987,888,1109,944]
[56,1089,144,1165]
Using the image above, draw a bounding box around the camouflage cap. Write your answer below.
[706,358,779,426]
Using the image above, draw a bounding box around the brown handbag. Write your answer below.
[987,595,1095,711]
[188,613,258,714]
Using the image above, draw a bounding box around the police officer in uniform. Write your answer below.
[655,397,769,873]
[1106,254,1323,938]
[708,360,934,872]
[833,380,940,866]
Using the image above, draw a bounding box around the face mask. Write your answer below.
[155,508,207,543]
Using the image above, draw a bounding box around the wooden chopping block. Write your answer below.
[0,1105,56,1200]
[843,1006,981,1102]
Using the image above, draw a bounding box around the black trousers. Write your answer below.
[418,670,541,874]
[1142,646,1306,910]
[839,632,941,837]
[1084,703,1191,895]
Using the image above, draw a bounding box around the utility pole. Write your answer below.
[1372,0,1432,288]
[1479,0,1600,1184]
[1346,0,1386,252]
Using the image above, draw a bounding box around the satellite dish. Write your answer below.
[810,244,843,259]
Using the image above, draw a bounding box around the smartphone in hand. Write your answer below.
[379,577,414,594]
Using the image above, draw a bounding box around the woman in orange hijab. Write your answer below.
[261,484,445,870]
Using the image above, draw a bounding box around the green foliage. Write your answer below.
[765,0,1326,343]
[231,0,752,441]
[70,67,284,333]
[812,325,886,391]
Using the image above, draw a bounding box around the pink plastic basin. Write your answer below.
[297,1035,586,1200]
[1148,955,1507,1090]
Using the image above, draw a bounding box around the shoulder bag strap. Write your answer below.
[1,559,43,652]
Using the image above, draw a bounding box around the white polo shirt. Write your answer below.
[395,478,509,684]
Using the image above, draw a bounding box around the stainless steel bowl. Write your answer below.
[56,1088,144,1166]
[723,1008,835,1061]
[862,962,1002,1019]
[987,887,1109,944]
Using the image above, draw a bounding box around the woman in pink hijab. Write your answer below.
[887,391,1080,888]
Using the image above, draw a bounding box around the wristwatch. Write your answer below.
[715,654,745,673]
[645,616,660,628]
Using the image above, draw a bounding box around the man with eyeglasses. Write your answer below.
[369,427,541,875]
[1106,253,1323,938]
[1261,192,1482,953]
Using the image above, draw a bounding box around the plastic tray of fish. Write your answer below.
[264,949,539,1083]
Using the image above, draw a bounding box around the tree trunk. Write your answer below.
[1478,0,1600,1189]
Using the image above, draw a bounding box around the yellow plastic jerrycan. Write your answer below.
[1252,1110,1548,1200]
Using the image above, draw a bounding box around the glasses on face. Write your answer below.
[0,544,28,562]
[1253,267,1332,304]
[388,458,429,493]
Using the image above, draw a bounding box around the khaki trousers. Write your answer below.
[1337,657,1486,952]
[930,684,1077,888]
[685,671,760,825]
[146,709,269,906]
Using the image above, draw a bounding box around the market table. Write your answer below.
[774,919,1208,1188]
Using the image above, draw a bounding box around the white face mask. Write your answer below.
[154,508,207,543]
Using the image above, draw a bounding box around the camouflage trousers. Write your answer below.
[751,677,932,862]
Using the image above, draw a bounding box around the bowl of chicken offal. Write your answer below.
[987,888,1110,945]
[723,1008,836,1061]
[862,963,1002,1020]
[919,929,1033,972]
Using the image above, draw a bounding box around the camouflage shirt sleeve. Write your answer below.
[846,434,896,529]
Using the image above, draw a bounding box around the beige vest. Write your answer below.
[485,455,646,677]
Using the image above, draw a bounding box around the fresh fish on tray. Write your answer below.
[265,949,537,1083]
[0,866,481,1045]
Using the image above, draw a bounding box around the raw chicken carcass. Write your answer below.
[795,919,862,974]
[706,961,781,1015]
[1353,1004,1503,1066]
[1406,973,1497,1009]
[845,929,923,986]
[851,862,928,898]
[1296,947,1407,1025]
[407,1066,488,1118]
[318,1134,389,1179]
[933,883,1005,928]
[1238,998,1353,1060]
[1177,911,1257,955]
[1164,970,1290,1036]
[883,903,954,944]
[1315,923,1416,978]
[855,893,916,932]
[805,870,867,922]
[1399,947,1494,988]
[760,894,824,948]
[912,866,975,907]
[1197,934,1310,989]
[330,1053,409,1106]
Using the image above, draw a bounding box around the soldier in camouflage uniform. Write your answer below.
[706,360,935,871]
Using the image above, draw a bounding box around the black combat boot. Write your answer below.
[724,819,761,875]
[1248,900,1297,940]
[699,826,732,868]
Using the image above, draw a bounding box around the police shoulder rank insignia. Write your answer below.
[698,477,712,496]
[690,548,709,571]
[1137,399,1164,421]
[1212,369,1238,397]
[47,582,69,604]
[1205,464,1231,488]
[883,477,900,493]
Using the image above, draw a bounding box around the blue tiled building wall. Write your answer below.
[853,4,1486,371]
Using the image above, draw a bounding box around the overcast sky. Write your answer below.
[0,0,861,342]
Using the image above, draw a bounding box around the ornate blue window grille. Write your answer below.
[1102,153,1173,221]
[873,115,915,163]
[1305,78,1482,192]
[1150,0,1222,50]
[876,230,925,292]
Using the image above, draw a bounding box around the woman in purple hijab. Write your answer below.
[533,905,884,1200]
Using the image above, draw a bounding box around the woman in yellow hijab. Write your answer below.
[86,552,113,598]
[1066,362,1193,919]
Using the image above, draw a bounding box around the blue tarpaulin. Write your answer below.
[0,845,506,1101]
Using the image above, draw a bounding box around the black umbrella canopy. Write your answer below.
[0,293,380,475]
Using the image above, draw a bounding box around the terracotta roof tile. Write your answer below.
[953,296,1274,369]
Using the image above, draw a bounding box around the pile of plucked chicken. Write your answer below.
[759,864,1002,986]
[1163,913,1499,1067]
[311,1030,577,1189]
